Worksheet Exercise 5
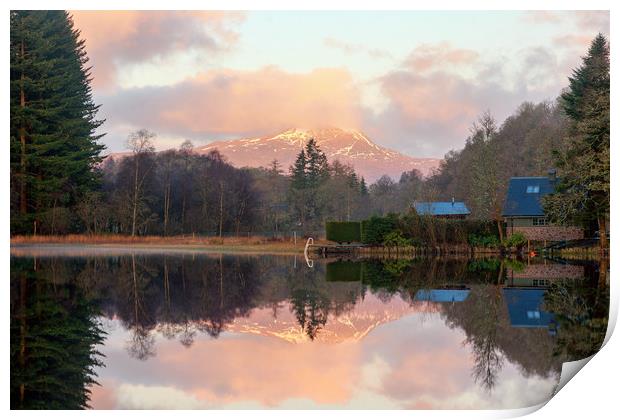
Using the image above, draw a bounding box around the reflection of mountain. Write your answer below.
[227,295,436,344]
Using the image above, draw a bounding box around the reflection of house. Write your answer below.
[502,288,554,329]
[414,288,470,303]
[412,199,470,219]
[502,171,583,241]
[504,263,585,287]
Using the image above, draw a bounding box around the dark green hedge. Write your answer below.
[326,213,500,246]
[361,214,399,245]
[326,221,361,243]
[326,260,362,282]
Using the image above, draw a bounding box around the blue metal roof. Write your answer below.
[502,288,554,328]
[414,289,470,303]
[413,202,471,216]
[502,177,557,217]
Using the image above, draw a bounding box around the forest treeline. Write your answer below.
[10,11,609,240]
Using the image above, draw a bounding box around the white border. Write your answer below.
[2,1,617,419]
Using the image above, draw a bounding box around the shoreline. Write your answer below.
[10,243,306,256]
[10,235,603,259]
[10,235,308,256]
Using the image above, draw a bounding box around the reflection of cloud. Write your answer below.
[71,11,245,89]
[97,321,362,408]
[117,384,209,409]
[92,304,559,409]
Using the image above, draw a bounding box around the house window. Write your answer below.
[533,217,548,226]
[527,310,541,319]
[526,185,540,193]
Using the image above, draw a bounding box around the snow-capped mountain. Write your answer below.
[197,128,441,182]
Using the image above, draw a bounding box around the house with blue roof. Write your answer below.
[502,170,583,241]
[413,199,471,220]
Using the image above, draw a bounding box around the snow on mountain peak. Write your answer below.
[195,127,440,182]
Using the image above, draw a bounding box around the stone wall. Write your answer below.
[507,264,584,279]
[507,226,584,241]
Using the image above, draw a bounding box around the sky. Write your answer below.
[71,10,610,158]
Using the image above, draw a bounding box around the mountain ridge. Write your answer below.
[197,128,441,182]
[104,128,441,182]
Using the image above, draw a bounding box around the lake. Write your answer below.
[10,247,609,409]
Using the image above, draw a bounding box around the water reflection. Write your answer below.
[10,251,609,409]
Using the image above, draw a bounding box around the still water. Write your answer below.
[10,247,609,409]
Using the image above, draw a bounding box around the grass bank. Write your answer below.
[10,234,309,255]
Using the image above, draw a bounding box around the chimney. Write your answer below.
[548,168,557,183]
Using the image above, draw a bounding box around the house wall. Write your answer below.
[436,214,468,220]
[506,225,584,241]
[508,217,535,227]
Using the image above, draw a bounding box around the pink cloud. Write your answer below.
[552,34,596,49]
[70,11,245,89]
[403,42,479,73]
[521,10,609,34]
[324,37,393,60]
[100,66,364,140]
[521,11,563,24]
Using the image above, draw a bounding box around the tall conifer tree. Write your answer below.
[543,34,610,250]
[10,11,105,234]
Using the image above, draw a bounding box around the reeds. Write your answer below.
[10,234,304,249]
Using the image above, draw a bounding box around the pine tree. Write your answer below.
[543,34,610,250]
[359,177,369,196]
[290,150,307,190]
[289,149,308,225]
[10,11,105,234]
[304,138,328,189]
[287,139,330,227]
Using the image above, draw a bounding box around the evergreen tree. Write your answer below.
[543,34,610,250]
[287,139,330,228]
[359,177,369,196]
[304,138,329,188]
[10,11,105,234]
[290,149,307,190]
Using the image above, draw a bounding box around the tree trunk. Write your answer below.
[19,40,27,216]
[163,179,170,236]
[218,181,224,238]
[598,216,608,252]
[131,158,139,237]
[496,218,504,242]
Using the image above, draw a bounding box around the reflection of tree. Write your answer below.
[127,327,156,361]
[290,290,330,340]
[460,286,504,391]
[543,265,609,361]
[286,261,360,340]
[10,260,105,409]
[124,254,156,360]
